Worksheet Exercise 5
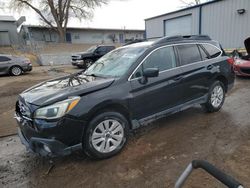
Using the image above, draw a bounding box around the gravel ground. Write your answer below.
[0,70,249,188]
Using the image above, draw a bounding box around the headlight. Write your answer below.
[34,97,80,120]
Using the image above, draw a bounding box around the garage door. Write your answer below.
[164,15,192,36]
[0,31,11,46]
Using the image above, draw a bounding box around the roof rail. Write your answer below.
[154,35,212,45]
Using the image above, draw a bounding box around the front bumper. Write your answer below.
[18,128,81,157]
[71,60,84,66]
[15,112,84,157]
[22,64,32,72]
[233,65,250,77]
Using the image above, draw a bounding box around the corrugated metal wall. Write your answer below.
[145,0,250,49]
[145,8,200,39]
[201,0,250,49]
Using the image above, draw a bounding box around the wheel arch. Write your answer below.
[9,65,23,75]
[86,101,132,129]
[215,75,228,92]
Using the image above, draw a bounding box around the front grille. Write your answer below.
[240,68,250,75]
[16,100,31,120]
[71,55,81,61]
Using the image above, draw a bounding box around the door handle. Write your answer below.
[173,75,183,81]
[207,65,214,70]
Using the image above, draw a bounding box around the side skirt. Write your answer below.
[131,95,208,129]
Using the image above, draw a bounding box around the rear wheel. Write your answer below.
[202,81,225,112]
[10,66,22,76]
[83,111,129,159]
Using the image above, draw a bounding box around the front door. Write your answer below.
[0,56,11,73]
[129,46,184,120]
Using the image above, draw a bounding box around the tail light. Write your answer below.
[227,57,234,65]
[23,59,31,64]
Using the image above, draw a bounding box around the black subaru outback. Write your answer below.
[15,35,235,159]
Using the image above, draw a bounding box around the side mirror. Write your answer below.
[143,68,159,78]
[139,68,159,84]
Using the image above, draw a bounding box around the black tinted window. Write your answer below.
[132,46,176,78]
[177,44,202,65]
[202,44,221,58]
[0,56,10,62]
[198,45,209,60]
[144,46,176,71]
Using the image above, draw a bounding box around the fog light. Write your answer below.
[43,145,51,153]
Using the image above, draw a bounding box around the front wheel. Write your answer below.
[202,81,225,113]
[83,111,129,159]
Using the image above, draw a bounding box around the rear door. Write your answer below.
[129,46,184,119]
[175,43,220,103]
[0,56,11,73]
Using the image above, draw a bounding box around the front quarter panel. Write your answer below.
[68,81,131,121]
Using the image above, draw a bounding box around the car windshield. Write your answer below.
[84,46,147,77]
[86,46,97,53]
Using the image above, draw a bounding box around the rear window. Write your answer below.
[202,44,221,58]
[176,44,202,65]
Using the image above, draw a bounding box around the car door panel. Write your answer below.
[179,60,215,102]
[129,68,183,120]
[175,44,216,103]
[0,56,11,74]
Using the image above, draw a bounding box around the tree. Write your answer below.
[11,0,107,42]
[179,0,211,7]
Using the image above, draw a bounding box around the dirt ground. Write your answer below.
[0,70,250,188]
[0,65,79,137]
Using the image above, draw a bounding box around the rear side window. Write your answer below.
[202,44,221,58]
[0,56,10,62]
[198,45,209,60]
[132,46,176,79]
[176,44,202,65]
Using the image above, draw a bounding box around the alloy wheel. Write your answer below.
[211,85,224,108]
[11,66,22,76]
[91,119,124,153]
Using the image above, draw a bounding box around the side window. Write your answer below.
[0,56,10,62]
[202,44,221,58]
[176,44,202,65]
[132,46,176,79]
[198,45,209,60]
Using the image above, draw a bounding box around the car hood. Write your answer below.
[73,52,92,57]
[235,59,250,67]
[20,73,114,106]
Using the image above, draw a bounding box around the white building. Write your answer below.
[20,25,145,45]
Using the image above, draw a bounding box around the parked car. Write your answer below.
[233,58,250,77]
[15,35,235,159]
[71,45,115,69]
[0,54,32,76]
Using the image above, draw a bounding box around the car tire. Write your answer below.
[202,81,225,113]
[83,111,129,159]
[10,66,22,76]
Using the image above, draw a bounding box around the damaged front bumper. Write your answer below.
[18,128,82,157]
[15,112,83,157]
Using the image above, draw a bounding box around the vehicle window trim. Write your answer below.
[198,44,211,59]
[128,42,222,81]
